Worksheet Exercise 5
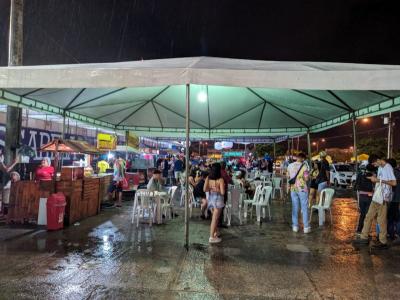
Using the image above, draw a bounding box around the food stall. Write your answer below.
[7,139,112,225]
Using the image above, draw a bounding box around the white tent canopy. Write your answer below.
[1,57,400,138]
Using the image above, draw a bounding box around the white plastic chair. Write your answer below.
[162,186,178,220]
[310,188,335,225]
[254,186,273,222]
[243,185,262,219]
[224,188,244,226]
[180,184,193,207]
[272,177,282,199]
[182,187,195,218]
[252,180,263,189]
[131,189,155,227]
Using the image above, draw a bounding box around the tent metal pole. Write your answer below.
[61,111,66,139]
[352,115,358,173]
[387,112,393,158]
[184,84,190,250]
[307,131,312,162]
[273,139,276,158]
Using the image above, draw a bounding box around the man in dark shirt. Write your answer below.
[317,151,330,190]
[173,157,184,185]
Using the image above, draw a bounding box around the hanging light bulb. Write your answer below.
[197,91,208,103]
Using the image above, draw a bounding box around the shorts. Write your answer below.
[208,192,225,209]
[108,181,122,193]
[174,171,182,180]
[317,181,328,192]
[310,179,318,190]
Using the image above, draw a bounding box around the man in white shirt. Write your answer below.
[354,154,397,249]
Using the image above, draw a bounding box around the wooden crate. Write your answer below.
[7,181,40,224]
[61,167,84,181]
[83,177,100,217]
[39,180,55,198]
[98,175,112,212]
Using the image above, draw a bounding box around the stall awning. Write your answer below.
[40,139,100,154]
[1,57,400,138]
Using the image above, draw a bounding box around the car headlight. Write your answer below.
[339,174,345,177]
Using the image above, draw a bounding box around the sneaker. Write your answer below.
[353,237,369,245]
[292,226,299,233]
[371,241,389,250]
[304,227,311,234]
[209,237,222,244]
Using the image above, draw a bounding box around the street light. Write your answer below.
[362,118,369,123]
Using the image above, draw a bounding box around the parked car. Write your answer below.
[330,163,355,188]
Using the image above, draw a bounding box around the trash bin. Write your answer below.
[46,193,66,231]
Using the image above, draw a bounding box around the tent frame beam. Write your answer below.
[258,102,267,131]
[68,87,126,110]
[65,88,86,109]
[117,86,170,126]
[293,90,352,112]
[95,101,147,120]
[151,101,164,128]
[368,90,392,98]
[327,90,354,111]
[248,88,309,128]
[22,88,42,97]
[153,100,208,129]
[211,101,264,129]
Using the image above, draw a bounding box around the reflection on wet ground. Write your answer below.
[0,195,400,299]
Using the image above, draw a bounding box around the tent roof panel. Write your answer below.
[2,56,400,89]
[1,57,400,138]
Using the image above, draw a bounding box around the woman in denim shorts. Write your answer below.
[204,163,225,244]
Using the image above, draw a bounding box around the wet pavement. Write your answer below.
[0,193,400,299]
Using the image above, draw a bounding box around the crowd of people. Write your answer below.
[286,150,400,249]
[153,155,277,244]
[353,154,400,249]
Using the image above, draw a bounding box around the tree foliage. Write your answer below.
[357,137,387,156]
[254,143,285,158]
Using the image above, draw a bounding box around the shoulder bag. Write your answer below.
[288,163,304,185]
[372,180,384,204]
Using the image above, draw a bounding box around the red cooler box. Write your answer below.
[46,193,66,230]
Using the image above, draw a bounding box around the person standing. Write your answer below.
[108,158,125,207]
[173,156,184,185]
[354,159,377,235]
[308,161,320,208]
[204,163,225,243]
[386,158,400,240]
[219,161,232,227]
[194,171,208,219]
[35,157,55,181]
[287,152,310,233]
[315,151,330,206]
[162,158,170,179]
[354,154,397,249]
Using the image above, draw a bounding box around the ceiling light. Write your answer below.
[197,91,208,102]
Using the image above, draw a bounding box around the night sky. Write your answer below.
[0,0,399,150]
[1,0,400,65]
